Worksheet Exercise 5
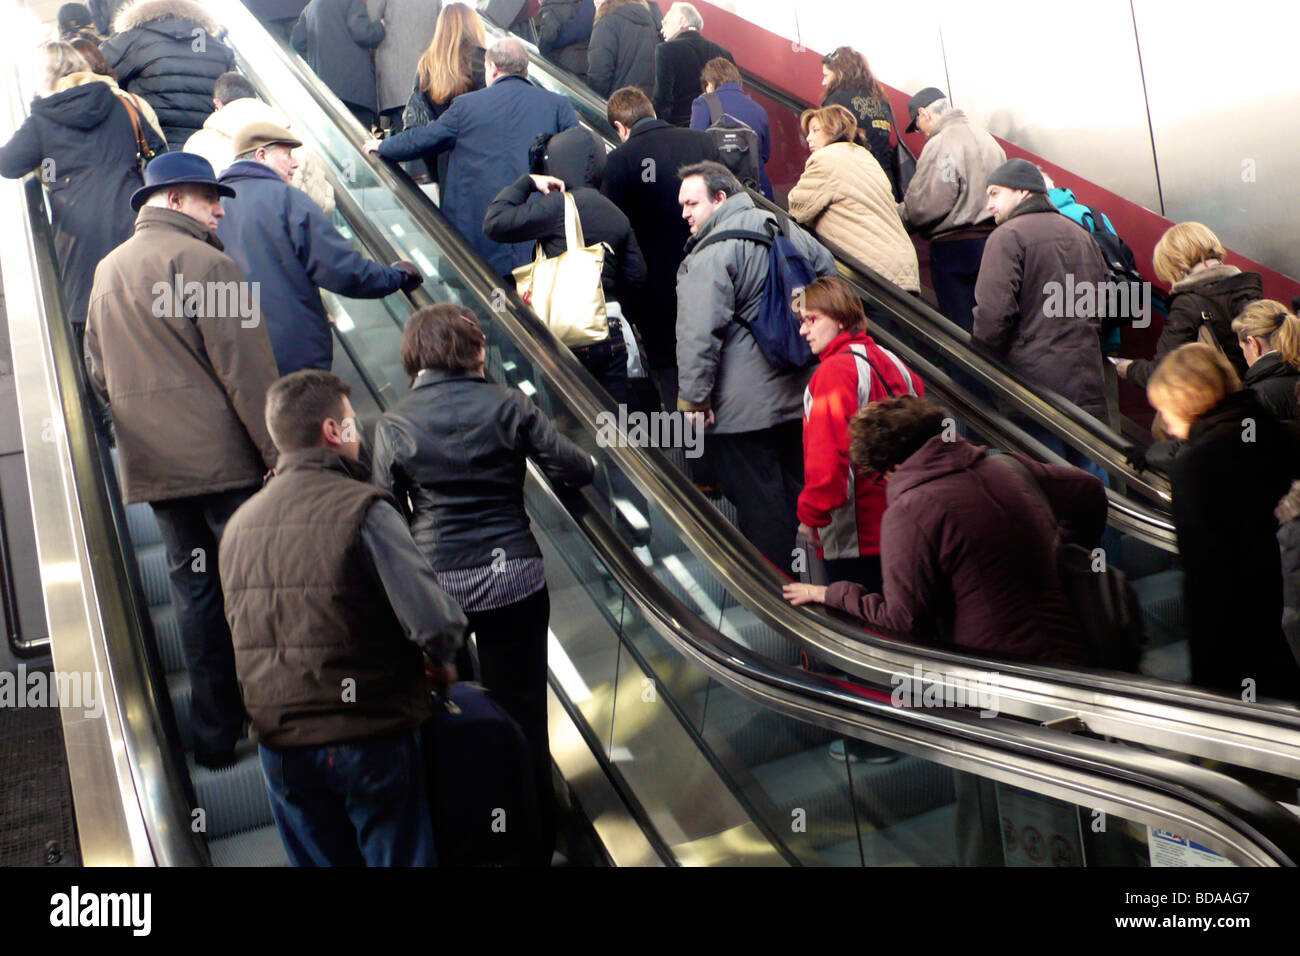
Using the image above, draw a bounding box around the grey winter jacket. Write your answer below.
[900,108,1005,240]
[675,193,836,434]
[371,0,441,114]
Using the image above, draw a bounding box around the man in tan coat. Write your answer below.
[899,87,1006,331]
[85,151,280,768]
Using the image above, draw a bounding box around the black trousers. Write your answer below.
[929,236,988,334]
[460,586,555,865]
[150,487,256,759]
[708,419,804,574]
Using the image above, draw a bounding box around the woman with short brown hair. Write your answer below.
[1146,343,1300,699]
[374,302,596,860]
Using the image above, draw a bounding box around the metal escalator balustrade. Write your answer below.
[214,0,1300,788]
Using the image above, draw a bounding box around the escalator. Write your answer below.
[215,0,1300,795]
[7,5,1300,869]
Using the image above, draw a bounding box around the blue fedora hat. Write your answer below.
[130,152,236,211]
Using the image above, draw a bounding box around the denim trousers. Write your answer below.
[259,728,437,867]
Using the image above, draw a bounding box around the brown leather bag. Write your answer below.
[118,94,155,174]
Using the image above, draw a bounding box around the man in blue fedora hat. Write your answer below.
[86,150,282,769]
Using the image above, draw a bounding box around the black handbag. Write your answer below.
[883,99,917,201]
[997,454,1144,671]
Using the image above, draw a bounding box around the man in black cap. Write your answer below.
[899,87,1005,332]
[85,151,282,768]
[217,121,421,375]
[972,158,1110,442]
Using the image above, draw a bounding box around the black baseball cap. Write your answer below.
[906,87,947,133]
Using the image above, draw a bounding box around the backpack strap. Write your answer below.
[689,227,772,255]
[704,92,723,126]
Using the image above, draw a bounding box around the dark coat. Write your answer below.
[378,74,579,277]
[1172,390,1300,700]
[291,0,385,115]
[538,0,594,79]
[1244,351,1300,422]
[600,117,718,369]
[89,0,127,35]
[586,0,658,98]
[0,79,165,326]
[689,80,773,199]
[824,436,1104,663]
[100,0,235,152]
[972,193,1110,420]
[216,161,407,374]
[653,29,732,127]
[482,126,646,300]
[1273,480,1300,671]
[371,368,595,570]
[823,87,898,197]
[1127,264,1261,390]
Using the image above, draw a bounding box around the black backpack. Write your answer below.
[702,93,762,192]
[1073,205,1146,333]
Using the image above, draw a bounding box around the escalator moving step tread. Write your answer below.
[208,823,290,867]
[0,699,80,865]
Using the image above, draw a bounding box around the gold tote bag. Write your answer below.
[512,192,611,347]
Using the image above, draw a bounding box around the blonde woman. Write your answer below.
[787,105,919,293]
[402,2,486,182]
[1233,299,1300,421]
[1147,343,1300,699]
[1116,221,1262,389]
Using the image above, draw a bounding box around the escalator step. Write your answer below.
[149,604,185,675]
[208,824,290,867]
[737,620,801,668]
[167,670,193,751]
[125,501,162,549]
[188,741,275,840]
[135,544,172,609]
[1132,569,1186,647]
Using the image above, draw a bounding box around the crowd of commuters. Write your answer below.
[9,0,1300,863]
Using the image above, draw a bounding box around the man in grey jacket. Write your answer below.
[900,87,1006,332]
[675,160,836,572]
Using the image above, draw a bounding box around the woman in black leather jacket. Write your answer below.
[372,303,594,863]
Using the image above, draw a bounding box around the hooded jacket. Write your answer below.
[184,96,335,214]
[798,331,923,560]
[101,0,235,152]
[1126,264,1262,390]
[1274,480,1300,670]
[372,368,596,571]
[824,435,1103,663]
[587,0,658,98]
[1172,390,1300,700]
[217,160,407,374]
[675,192,836,433]
[972,193,1110,421]
[900,108,1005,241]
[291,0,385,115]
[787,140,920,293]
[482,126,646,301]
[51,69,164,141]
[84,206,280,503]
[538,0,594,80]
[0,78,166,326]
[378,74,580,277]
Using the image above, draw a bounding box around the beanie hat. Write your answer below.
[987,158,1047,193]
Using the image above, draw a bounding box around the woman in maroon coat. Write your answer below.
[783,396,1106,663]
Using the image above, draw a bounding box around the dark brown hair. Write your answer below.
[400,303,486,378]
[796,276,867,332]
[848,396,947,474]
[700,56,741,91]
[69,37,113,79]
[265,369,352,454]
[821,46,883,101]
[607,86,655,128]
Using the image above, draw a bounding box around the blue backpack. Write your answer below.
[691,217,818,372]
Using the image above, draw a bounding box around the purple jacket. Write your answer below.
[824,436,1106,663]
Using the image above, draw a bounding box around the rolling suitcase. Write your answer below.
[422,683,541,866]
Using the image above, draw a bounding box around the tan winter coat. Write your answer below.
[788,141,920,292]
[900,109,1006,240]
[84,206,280,503]
[183,97,335,215]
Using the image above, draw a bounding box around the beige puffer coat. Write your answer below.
[787,141,920,293]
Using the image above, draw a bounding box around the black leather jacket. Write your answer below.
[371,368,595,570]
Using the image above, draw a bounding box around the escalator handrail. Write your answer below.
[234,6,1300,783]
[496,16,1173,512]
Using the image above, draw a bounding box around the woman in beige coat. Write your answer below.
[788,105,920,293]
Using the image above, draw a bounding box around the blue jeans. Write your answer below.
[259,729,437,867]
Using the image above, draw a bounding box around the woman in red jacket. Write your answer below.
[795,276,923,590]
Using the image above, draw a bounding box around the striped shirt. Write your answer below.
[435,557,546,613]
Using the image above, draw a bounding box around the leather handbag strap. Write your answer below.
[119,94,152,166]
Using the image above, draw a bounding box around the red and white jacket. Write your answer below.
[798,330,924,559]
